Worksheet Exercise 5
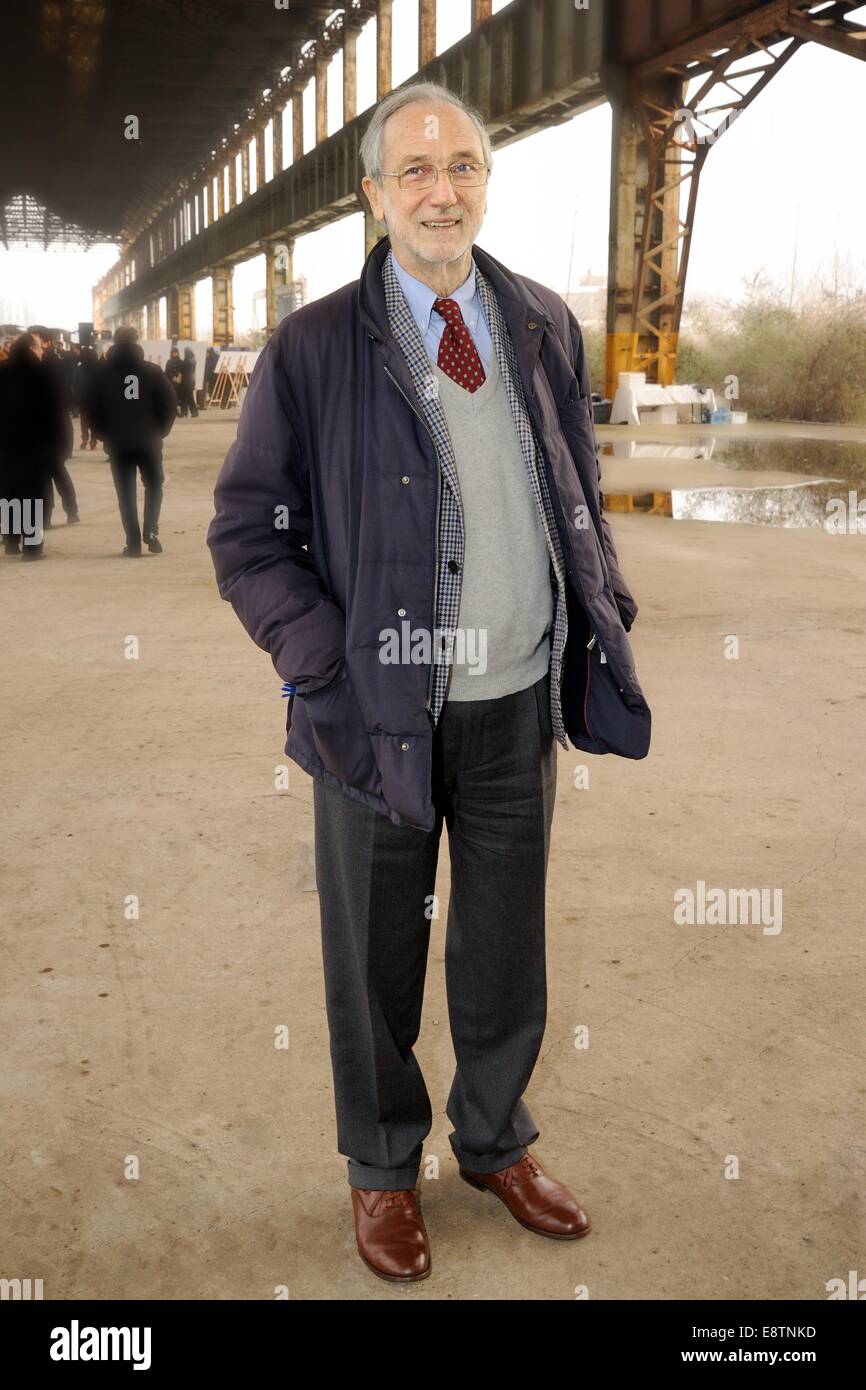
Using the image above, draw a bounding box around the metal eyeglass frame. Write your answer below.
[378,161,491,191]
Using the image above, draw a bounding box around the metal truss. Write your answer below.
[609,0,866,392]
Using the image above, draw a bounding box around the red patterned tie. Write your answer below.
[432,297,486,393]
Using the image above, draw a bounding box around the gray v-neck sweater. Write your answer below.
[431,347,554,700]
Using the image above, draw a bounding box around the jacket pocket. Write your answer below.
[584,643,651,757]
[300,665,382,795]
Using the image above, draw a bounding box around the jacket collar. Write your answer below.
[358,234,552,400]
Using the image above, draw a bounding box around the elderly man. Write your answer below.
[208,80,650,1283]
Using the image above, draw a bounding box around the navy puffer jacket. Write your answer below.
[207,235,651,831]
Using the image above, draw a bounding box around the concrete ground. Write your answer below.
[2,411,864,1301]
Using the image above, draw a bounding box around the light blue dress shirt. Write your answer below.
[390,251,492,376]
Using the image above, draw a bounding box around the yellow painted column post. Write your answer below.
[315,54,328,145]
[177,283,196,342]
[419,0,436,67]
[166,285,180,340]
[377,0,392,100]
[255,124,266,190]
[605,97,641,400]
[146,298,161,339]
[292,87,304,164]
[273,104,284,174]
[211,265,234,348]
[343,23,358,125]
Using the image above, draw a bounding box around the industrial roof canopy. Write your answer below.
[1,0,340,246]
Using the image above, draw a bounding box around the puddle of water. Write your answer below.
[599,436,866,530]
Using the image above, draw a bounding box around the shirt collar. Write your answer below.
[389,249,480,338]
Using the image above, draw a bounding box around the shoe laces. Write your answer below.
[381,1190,415,1210]
[505,1154,542,1188]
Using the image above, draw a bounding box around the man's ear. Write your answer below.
[362,175,384,222]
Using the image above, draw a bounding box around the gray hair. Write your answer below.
[359,80,493,183]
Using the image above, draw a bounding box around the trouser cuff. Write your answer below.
[449,1138,531,1174]
[347,1159,420,1191]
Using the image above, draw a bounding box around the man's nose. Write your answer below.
[428,168,459,202]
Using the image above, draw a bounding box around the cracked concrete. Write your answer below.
[1,411,864,1301]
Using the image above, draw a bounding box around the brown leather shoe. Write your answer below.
[459,1152,591,1239]
[351,1187,431,1281]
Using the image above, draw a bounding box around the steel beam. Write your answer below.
[780,3,866,61]
[102,0,603,321]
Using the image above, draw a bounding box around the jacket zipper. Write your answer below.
[383,364,442,714]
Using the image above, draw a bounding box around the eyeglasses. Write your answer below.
[380,161,490,191]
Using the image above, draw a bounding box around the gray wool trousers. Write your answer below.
[311,670,557,1191]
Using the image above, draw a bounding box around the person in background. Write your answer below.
[74,346,100,450]
[83,325,176,557]
[63,342,81,415]
[0,332,64,560]
[203,345,219,406]
[164,346,183,412]
[177,347,199,418]
[27,325,78,526]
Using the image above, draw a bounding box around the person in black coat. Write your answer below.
[0,333,65,559]
[27,326,78,525]
[164,347,183,412]
[74,346,100,449]
[177,348,199,418]
[203,346,219,406]
[83,326,177,556]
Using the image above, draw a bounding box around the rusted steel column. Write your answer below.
[471,0,492,25]
[605,99,641,399]
[292,89,304,163]
[146,298,161,338]
[343,23,357,125]
[176,282,196,341]
[255,124,266,189]
[272,105,284,173]
[166,284,180,339]
[241,139,251,198]
[377,0,392,100]
[418,0,436,68]
[315,52,328,145]
[211,265,234,348]
[262,237,292,335]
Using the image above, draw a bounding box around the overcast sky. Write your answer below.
[1,3,864,335]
